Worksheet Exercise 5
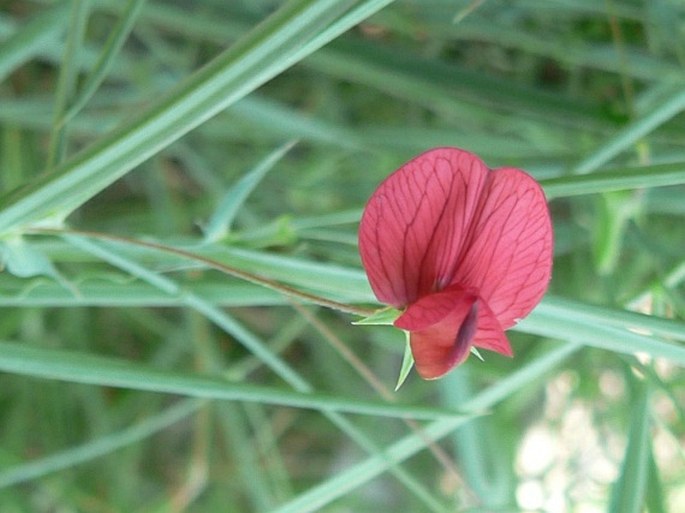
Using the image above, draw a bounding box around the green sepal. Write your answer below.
[470,346,485,362]
[352,307,401,326]
[395,331,414,391]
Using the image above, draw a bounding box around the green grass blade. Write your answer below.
[0,279,286,308]
[218,404,276,511]
[204,141,297,242]
[231,95,365,149]
[291,0,396,61]
[270,342,581,513]
[572,85,685,174]
[0,3,70,82]
[450,16,681,80]
[645,445,667,513]
[0,341,463,420]
[0,0,391,235]
[63,235,452,512]
[46,0,91,168]
[60,0,147,126]
[440,368,512,507]
[538,295,685,343]
[608,384,651,513]
[0,399,202,489]
[519,305,685,366]
[309,37,608,130]
[543,161,685,198]
[18,237,685,350]
[64,234,312,386]
[19,235,685,354]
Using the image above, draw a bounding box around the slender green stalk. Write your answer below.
[59,0,147,127]
[47,0,91,168]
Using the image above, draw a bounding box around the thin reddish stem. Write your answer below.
[31,227,377,318]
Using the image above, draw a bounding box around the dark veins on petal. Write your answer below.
[450,299,479,365]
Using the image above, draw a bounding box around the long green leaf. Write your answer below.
[64,235,450,512]
[47,0,91,168]
[645,443,666,513]
[543,161,685,198]
[572,85,685,174]
[0,399,203,489]
[0,0,395,236]
[519,306,685,366]
[0,3,71,82]
[60,0,147,126]
[0,341,464,421]
[204,141,297,242]
[440,368,512,507]
[15,235,685,364]
[608,384,651,513]
[537,295,685,343]
[270,342,581,513]
[0,280,285,308]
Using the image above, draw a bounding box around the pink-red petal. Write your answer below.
[394,287,512,379]
[471,299,513,356]
[358,148,489,307]
[358,148,552,379]
[394,285,478,379]
[451,167,553,330]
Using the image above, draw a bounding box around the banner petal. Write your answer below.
[453,167,553,330]
[359,148,488,307]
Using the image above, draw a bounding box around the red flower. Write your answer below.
[359,147,553,379]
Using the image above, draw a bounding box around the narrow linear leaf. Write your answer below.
[218,404,275,511]
[0,399,202,489]
[204,140,297,242]
[0,341,464,420]
[62,234,453,512]
[309,37,607,130]
[0,280,286,308]
[47,0,91,168]
[271,342,581,513]
[19,237,685,349]
[519,305,685,366]
[0,0,395,235]
[440,368,511,507]
[543,161,685,199]
[608,384,651,513]
[0,3,71,82]
[542,295,685,344]
[60,0,147,126]
[645,443,666,513]
[572,85,685,174]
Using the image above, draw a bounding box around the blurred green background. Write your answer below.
[0,1,684,512]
